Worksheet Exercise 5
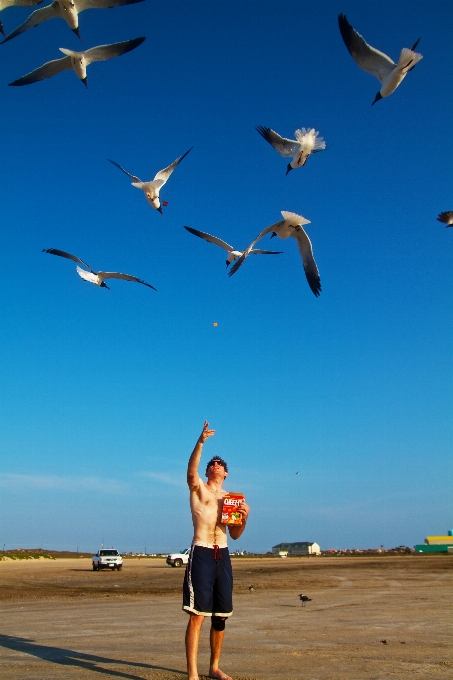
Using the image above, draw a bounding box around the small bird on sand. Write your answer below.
[248,585,255,593]
[0,0,43,38]
[42,248,156,290]
[338,14,422,105]
[184,226,283,268]
[9,36,145,87]
[1,0,143,43]
[256,126,326,174]
[108,148,192,215]
[228,211,321,298]
[437,211,453,227]
[299,594,312,606]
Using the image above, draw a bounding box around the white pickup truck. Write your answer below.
[92,549,123,571]
[166,548,190,567]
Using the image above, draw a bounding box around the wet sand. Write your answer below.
[0,555,452,679]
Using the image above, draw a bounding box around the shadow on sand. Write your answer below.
[0,634,185,678]
[69,568,95,572]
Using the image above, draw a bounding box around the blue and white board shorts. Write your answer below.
[182,544,233,617]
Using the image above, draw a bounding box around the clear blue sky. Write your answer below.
[0,1,451,554]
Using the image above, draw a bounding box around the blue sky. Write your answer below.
[0,1,451,554]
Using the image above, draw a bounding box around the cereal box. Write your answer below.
[221,492,245,525]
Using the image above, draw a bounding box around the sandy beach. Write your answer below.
[0,555,452,679]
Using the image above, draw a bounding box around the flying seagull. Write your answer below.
[184,226,283,268]
[228,211,321,298]
[1,0,143,43]
[437,211,453,227]
[0,0,43,37]
[338,14,422,105]
[256,126,326,174]
[42,248,156,290]
[108,148,192,214]
[9,36,145,87]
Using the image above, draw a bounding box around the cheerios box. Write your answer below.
[221,492,245,525]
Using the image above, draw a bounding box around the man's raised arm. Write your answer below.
[187,421,215,490]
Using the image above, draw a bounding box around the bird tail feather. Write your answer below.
[59,48,80,57]
[76,265,95,283]
[281,211,311,226]
[295,128,326,152]
[398,47,423,69]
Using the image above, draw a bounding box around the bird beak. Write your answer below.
[101,282,110,290]
[157,206,163,214]
[270,232,277,239]
[286,163,293,175]
[411,37,421,51]
[371,91,382,106]
[0,22,6,38]
[226,261,230,268]
[72,27,81,40]
[81,76,88,89]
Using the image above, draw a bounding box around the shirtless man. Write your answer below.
[183,421,250,680]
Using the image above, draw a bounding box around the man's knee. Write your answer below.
[211,616,226,631]
[188,613,204,625]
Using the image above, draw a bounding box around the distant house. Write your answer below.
[425,535,453,545]
[272,542,321,556]
[414,531,453,554]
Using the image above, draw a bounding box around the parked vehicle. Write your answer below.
[92,549,123,571]
[166,548,190,567]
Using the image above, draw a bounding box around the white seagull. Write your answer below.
[256,126,326,174]
[0,0,43,38]
[8,36,145,87]
[184,226,283,268]
[108,148,192,214]
[42,248,157,290]
[1,0,143,43]
[338,14,422,105]
[228,211,321,298]
[437,211,453,227]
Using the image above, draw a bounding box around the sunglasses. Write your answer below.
[209,461,225,467]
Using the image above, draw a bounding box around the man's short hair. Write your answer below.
[205,457,228,475]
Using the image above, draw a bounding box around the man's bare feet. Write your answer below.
[209,669,233,680]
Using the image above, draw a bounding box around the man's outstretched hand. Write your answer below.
[198,420,215,444]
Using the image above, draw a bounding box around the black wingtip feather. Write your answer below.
[338,13,356,54]
[308,276,321,297]
[256,125,271,140]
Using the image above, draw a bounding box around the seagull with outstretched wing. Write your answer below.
[256,126,326,175]
[1,0,144,43]
[184,226,283,268]
[42,248,156,290]
[0,0,43,37]
[108,148,192,214]
[228,211,321,298]
[9,36,145,87]
[338,13,422,105]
